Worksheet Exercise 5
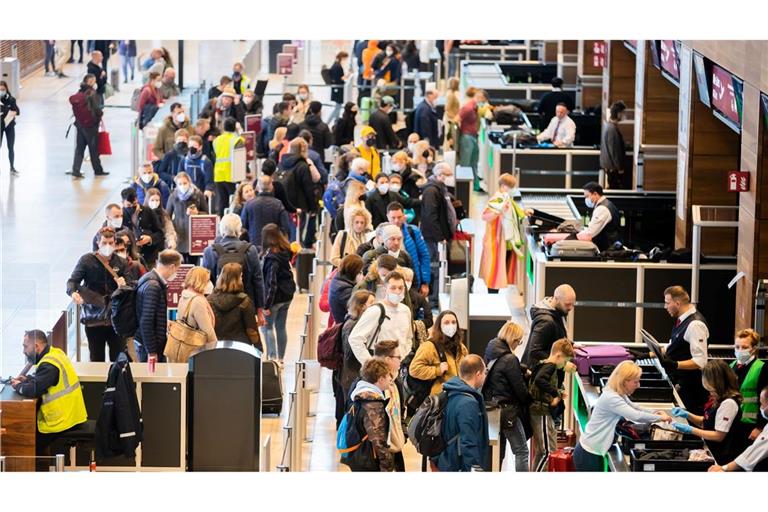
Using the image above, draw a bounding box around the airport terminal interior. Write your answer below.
[3,33,768,480]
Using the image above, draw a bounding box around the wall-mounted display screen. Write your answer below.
[659,40,680,85]
[693,52,711,107]
[711,64,743,133]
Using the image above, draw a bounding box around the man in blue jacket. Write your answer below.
[437,355,490,472]
[387,202,430,296]
[134,249,182,362]
[413,89,440,147]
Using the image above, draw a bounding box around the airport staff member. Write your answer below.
[709,386,768,472]
[659,285,710,415]
[731,329,768,440]
[536,102,576,148]
[577,182,620,251]
[536,77,575,126]
[10,330,88,454]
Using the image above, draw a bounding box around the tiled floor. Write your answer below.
[0,40,529,471]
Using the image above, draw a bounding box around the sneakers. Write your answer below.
[473,186,488,194]
[44,71,57,77]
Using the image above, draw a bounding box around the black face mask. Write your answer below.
[422,150,430,158]
[188,147,199,156]
[366,138,376,147]
[175,142,189,154]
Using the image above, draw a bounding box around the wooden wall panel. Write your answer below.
[582,40,603,76]
[0,40,44,77]
[643,159,677,191]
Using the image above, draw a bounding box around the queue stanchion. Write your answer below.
[261,434,272,472]
[438,241,448,295]
[293,361,307,469]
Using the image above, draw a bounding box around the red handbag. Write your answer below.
[98,122,112,156]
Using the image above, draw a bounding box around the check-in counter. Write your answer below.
[524,237,737,344]
[462,61,576,106]
[74,362,188,471]
[467,294,513,356]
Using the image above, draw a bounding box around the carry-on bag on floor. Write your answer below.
[262,360,284,415]
[548,447,576,472]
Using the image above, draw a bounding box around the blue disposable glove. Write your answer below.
[671,407,689,418]
[671,422,693,434]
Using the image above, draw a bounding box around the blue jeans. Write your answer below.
[501,416,530,472]
[261,300,291,360]
[121,55,135,81]
[134,340,167,363]
[573,442,604,472]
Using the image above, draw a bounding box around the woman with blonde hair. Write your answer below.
[268,126,288,162]
[482,320,531,471]
[174,266,217,350]
[443,77,461,151]
[333,179,371,233]
[574,361,671,471]
[410,140,433,175]
[330,206,373,267]
[479,173,532,293]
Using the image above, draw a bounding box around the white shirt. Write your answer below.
[579,388,661,456]
[735,422,768,471]
[670,307,709,368]
[583,196,613,238]
[348,301,413,365]
[713,398,739,433]
[537,115,576,147]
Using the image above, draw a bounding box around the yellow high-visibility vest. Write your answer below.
[37,347,88,434]
[213,131,244,183]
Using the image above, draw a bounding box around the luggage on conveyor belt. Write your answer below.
[629,448,713,472]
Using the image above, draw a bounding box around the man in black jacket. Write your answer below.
[600,101,629,190]
[300,101,332,157]
[279,138,321,247]
[420,162,456,301]
[521,284,576,367]
[369,96,399,149]
[86,51,108,108]
[365,174,420,227]
[67,227,131,362]
[134,250,182,362]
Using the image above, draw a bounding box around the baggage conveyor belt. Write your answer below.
[519,191,581,222]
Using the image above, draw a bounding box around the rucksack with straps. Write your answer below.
[337,395,389,471]
[213,242,250,277]
[407,389,473,458]
[318,321,344,370]
[401,341,447,414]
[130,88,142,112]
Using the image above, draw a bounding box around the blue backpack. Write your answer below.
[336,396,389,471]
[323,177,346,219]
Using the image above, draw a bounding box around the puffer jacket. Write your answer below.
[483,337,530,407]
[436,376,489,472]
[400,224,431,287]
[349,380,393,472]
[262,249,296,308]
[207,290,261,348]
[521,298,569,367]
[278,154,318,212]
[328,273,357,324]
[132,173,171,207]
[134,270,168,354]
[240,193,291,248]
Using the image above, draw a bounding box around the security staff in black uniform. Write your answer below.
[658,285,710,415]
[577,182,620,251]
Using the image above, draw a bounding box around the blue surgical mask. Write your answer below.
[734,349,753,365]
[762,407,768,421]
[585,197,594,208]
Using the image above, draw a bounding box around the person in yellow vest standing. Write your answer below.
[357,125,381,179]
[732,329,768,441]
[11,329,88,455]
[212,117,245,216]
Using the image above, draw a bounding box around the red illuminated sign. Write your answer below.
[592,41,606,68]
[659,40,679,80]
[712,65,740,126]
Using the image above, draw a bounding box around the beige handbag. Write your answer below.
[164,295,208,363]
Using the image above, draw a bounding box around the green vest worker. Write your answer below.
[10,329,88,453]
[732,329,768,438]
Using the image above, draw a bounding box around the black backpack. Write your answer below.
[407,389,472,457]
[111,284,138,337]
[213,242,250,276]
[401,341,447,415]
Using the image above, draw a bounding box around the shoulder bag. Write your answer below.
[165,295,208,363]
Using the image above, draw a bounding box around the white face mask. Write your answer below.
[0,90,7,98]
[116,251,128,259]
[390,184,401,193]
[377,183,390,195]
[149,199,161,209]
[734,349,753,365]
[387,292,404,305]
[585,197,595,208]
[441,323,458,338]
[391,163,404,173]
[443,175,456,188]
[386,49,394,57]
[175,113,186,124]
[99,245,115,258]
[407,143,416,152]
[298,93,308,101]
[140,173,153,184]
[244,97,253,105]
[388,249,400,258]
[204,281,214,295]
[109,217,123,229]
[155,81,163,89]
[177,185,190,195]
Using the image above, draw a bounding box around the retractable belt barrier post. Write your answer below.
[438,241,449,295]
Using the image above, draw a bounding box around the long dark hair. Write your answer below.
[0,80,10,97]
[702,359,742,408]
[261,223,291,253]
[429,310,464,357]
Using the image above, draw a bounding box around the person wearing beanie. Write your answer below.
[357,125,382,178]
[300,101,332,156]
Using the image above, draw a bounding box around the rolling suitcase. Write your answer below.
[574,345,631,376]
[548,447,575,472]
[262,360,284,415]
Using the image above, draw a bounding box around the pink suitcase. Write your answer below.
[574,345,631,376]
[542,233,571,245]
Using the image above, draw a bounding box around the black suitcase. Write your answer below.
[296,249,314,292]
[262,360,284,415]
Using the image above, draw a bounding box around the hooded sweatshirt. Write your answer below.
[357,125,381,178]
[349,379,393,472]
[278,153,317,212]
[361,40,381,80]
[521,297,568,367]
[300,113,332,155]
[207,290,259,345]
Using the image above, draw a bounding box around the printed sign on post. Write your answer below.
[277,53,293,75]
[243,131,256,162]
[244,114,262,135]
[727,171,750,192]
[592,41,606,68]
[189,214,219,256]
[166,264,194,309]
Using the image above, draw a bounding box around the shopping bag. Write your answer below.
[98,122,112,155]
